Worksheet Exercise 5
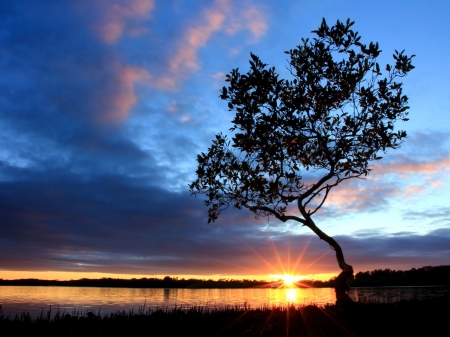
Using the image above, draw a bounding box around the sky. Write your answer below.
[1,0,449,281]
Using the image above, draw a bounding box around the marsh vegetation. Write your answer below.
[1,295,448,337]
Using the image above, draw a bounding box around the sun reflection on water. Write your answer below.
[285,288,298,303]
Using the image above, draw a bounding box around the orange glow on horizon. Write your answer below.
[270,274,305,286]
[0,270,337,282]
[0,235,337,282]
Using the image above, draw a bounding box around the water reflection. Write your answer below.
[285,288,297,303]
[163,288,170,302]
[0,286,447,319]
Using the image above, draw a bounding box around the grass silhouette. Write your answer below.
[1,294,449,336]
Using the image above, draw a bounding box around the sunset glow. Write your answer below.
[0,269,339,282]
[270,274,305,287]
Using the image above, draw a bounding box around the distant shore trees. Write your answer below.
[1,266,448,288]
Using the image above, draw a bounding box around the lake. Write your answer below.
[0,286,448,319]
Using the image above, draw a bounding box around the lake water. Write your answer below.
[0,286,448,319]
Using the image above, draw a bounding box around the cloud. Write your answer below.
[403,206,450,226]
[376,153,450,177]
[81,0,155,43]
[324,182,401,212]
[337,228,450,272]
[213,72,226,80]
[153,0,229,90]
[1,172,448,276]
[225,5,268,41]
[95,63,151,123]
[370,130,450,177]
[0,0,153,164]
[156,0,268,90]
[307,130,450,215]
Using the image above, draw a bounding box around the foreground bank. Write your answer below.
[1,295,449,337]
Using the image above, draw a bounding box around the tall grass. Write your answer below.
[1,295,449,336]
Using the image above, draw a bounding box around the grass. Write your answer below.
[1,295,449,336]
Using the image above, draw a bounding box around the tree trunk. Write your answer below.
[304,217,353,302]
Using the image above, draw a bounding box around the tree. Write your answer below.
[189,18,414,299]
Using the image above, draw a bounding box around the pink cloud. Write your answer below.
[169,0,229,75]
[157,0,268,90]
[95,63,151,124]
[213,72,226,80]
[89,0,155,43]
[169,46,203,73]
[242,7,267,39]
[188,10,226,47]
[375,154,450,176]
[403,184,427,198]
[325,183,402,211]
[314,152,450,212]
[225,5,267,41]
[152,76,177,91]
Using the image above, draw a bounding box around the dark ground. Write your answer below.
[1,294,449,337]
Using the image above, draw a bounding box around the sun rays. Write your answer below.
[270,274,305,287]
[161,231,333,284]
[259,236,332,289]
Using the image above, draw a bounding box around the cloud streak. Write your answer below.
[313,131,450,215]
[156,0,268,89]
[81,0,155,43]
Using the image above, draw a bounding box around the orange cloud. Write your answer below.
[90,0,155,43]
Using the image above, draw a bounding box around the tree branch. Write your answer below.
[248,206,306,224]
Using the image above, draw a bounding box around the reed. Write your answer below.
[1,295,449,336]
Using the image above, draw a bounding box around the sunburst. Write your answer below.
[270,274,304,287]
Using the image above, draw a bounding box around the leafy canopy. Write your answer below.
[190,19,414,224]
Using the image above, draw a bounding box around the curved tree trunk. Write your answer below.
[304,217,354,302]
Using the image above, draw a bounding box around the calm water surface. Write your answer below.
[0,286,447,318]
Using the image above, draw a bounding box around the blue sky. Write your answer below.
[0,0,449,280]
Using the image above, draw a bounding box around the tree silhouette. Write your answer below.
[189,18,414,298]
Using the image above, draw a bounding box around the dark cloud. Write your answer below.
[1,164,449,277]
[402,207,450,229]
[403,206,450,220]
[0,1,156,177]
[339,228,450,272]
[399,130,450,160]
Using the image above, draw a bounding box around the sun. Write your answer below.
[282,274,297,286]
[270,274,303,287]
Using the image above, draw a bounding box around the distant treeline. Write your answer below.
[350,265,450,287]
[0,265,449,288]
[0,276,267,289]
[300,265,450,288]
